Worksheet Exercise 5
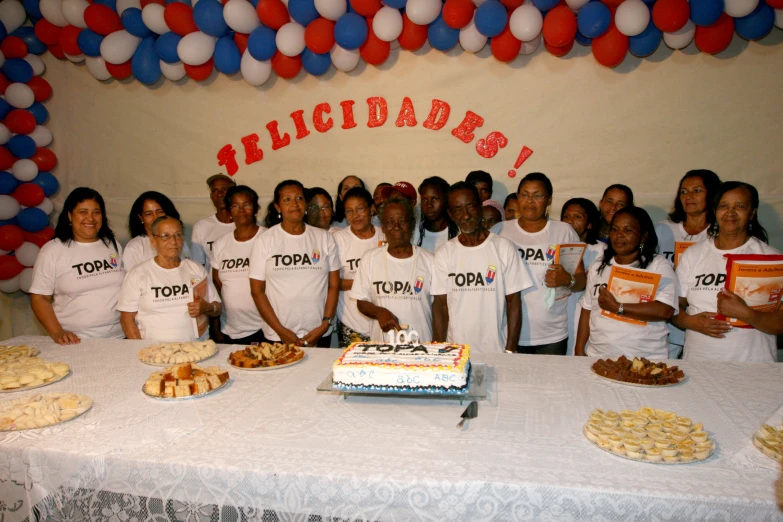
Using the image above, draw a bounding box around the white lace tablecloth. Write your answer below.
[1,335,782,522]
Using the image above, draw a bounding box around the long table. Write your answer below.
[1,335,782,521]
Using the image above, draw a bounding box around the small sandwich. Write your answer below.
[193,375,211,394]
[174,384,192,397]
[171,363,193,380]
[206,374,222,389]
[145,376,164,396]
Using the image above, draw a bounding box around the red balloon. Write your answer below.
[360,20,390,65]
[271,51,302,79]
[1,37,28,59]
[442,0,475,29]
[164,3,199,35]
[34,19,63,46]
[695,13,734,54]
[544,39,573,56]
[0,225,24,251]
[106,60,133,79]
[767,0,783,8]
[24,227,55,248]
[48,44,66,59]
[11,183,45,208]
[499,0,523,9]
[0,255,24,280]
[234,32,249,53]
[84,4,123,35]
[184,58,214,81]
[60,25,83,56]
[31,148,58,171]
[140,0,165,6]
[26,77,53,103]
[652,0,689,32]
[542,5,577,48]
[600,0,624,8]
[350,0,381,16]
[592,23,628,67]
[305,18,335,54]
[0,74,10,95]
[4,110,37,134]
[491,23,522,62]
[398,14,428,51]
[0,148,16,170]
[256,0,290,30]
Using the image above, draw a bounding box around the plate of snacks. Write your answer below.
[143,363,230,400]
[752,423,783,462]
[137,340,218,366]
[592,356,686,387]
[228,343,306,370]
[0,345,40,364]
[584,407,715,464]
[0,357,70,392]
[0,393,93,431]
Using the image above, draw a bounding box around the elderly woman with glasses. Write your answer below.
[118,216,222,341]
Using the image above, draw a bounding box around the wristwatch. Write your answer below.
[617,303,624,315]
[323,316,335,327]
[567,273,576,289]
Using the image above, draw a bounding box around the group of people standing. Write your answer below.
[28,169,782,363]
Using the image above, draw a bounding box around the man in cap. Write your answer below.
[380,181,418,204]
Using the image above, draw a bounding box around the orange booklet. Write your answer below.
[191,276,209,338]
[601,265,661,325]
[716,254,783,328]
[546,243,586,300]
[673,241,695,269]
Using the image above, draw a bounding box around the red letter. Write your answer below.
[423,99,451,130]
[475,131,508,159]
[289,110,311,140]
[217,144,238,176]
[395,96,417,127]
[266,120,291,150]
[313,103,333,133]
[451,110,484,143]
[366,97,388,128]
[241,134,264,164]
[340,100,357,129]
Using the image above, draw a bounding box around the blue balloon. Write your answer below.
[131,36,161,84]
[334,12,367,50]
[247,0,259,7]
[213,36,241,74]
[22,0,42,19]
[735,2,774,41]
[11,27,47,55]
[16,207,48,233]
[0,172,19,195]
[7,135,37,159]
[122,8,152,38]
[689,0,723,26]
[574,30,592,46]
[0,218,17,226]
[166,0,192,5]
[0,22,6,42]
[289,0,319,26]
[0,99,11,120]
[30,172,59,197]
[194,0,229,36]
[384,0,406,8]
[629,18,660,56]
[28,103,49,125]
[577,1,610,38]
[2,59,33,83]
[77,29,105,57]
[531,0,558,13]
[428,14,459,51]
[155,31,182,63]
[93,0,117,9]
[301,48,331,75]
[474,1,507,38]
[247,25,278,60]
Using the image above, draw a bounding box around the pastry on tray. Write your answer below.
[592,356,685,386]
[137,340,218,365]
[0,345,41,364]
[0,357,70,391]
[0,393,92,431]
[228,343,304,369]
[144,363,229,399]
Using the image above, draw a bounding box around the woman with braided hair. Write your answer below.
[413,176,458,253]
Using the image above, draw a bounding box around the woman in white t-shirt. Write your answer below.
[654,170,722,359]
[250,180,341,347]
[211,185,267,344]
[333,175,366,229]
[674,181,780,362]
[30,187,126,344]
[118,217,222,342]
[575,207,678,360]
[597,184,634,243]
[305,187,340,233]
[413,177,458,253]
[494,173,587,355]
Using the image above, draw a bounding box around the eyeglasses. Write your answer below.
[307,204,332,213]
[230,203,254,211]
[344,206,369,217]
[153,232,184,242]
[518,193,548,201]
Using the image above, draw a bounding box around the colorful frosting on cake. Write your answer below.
[332,342,471,394]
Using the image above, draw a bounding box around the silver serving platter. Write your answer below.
[138,350,218,367]
[591,366,687,388]
[228,353,307,371]
[0,393,93,432]
[0,369,71,393]
[583,426,715,465]
[141,378,229,401]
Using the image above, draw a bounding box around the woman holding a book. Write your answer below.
[574,207,678,359]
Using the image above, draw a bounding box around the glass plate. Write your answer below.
[583,426,715,464]
[228,353,307,371]
[0,393,93,431]
[0,369,71,393]
[591,366,687,388]
[142,379,229,401]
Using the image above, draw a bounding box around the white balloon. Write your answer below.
[177,32,217,66]
[0,249,8,255]
[459,19,488,53]
[61,0,89,28]
[0,124,10,145]
[389,38,400,49]
[85,56,112,80]
[29,126,53,147]
[0,275,20,294]
[373,6,403,42]
[65,52,86,63]
[315,0,346,21]
[36,197,54,215]
[11,159,38,182]
[160,60,186,81]
[100,30,142,64]
[39,0,68,26]
[4,84,35,109]
[663,20,695,49]
[23,55,46,76]
[519,32,541,54]
[0,50,5,69]
[0,195,21,220]
[223,0,261,33]
[472,0,489,7]
[615,0,649,37]
[240,51,271,86]
[405,0,441,25]
[330,44,360,72]
[724,0,758,17]
[15,242,39,267]
[116,0,141,14]
[565,0,589,9]
[0,0,28,33]
[776,8,783,29]
[509,4,543,42]
[276,22,306,57]
[18,267,33,293]
[142,4,170,35]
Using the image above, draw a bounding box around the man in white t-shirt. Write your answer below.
[432,182,532,352]
[192,174,236,269]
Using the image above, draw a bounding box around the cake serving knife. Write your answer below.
[457,401,478,429]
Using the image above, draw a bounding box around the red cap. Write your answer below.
[380,181,417,203]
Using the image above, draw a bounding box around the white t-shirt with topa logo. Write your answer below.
[677,237,779,362]
[432,233,532,352]
[333,226,384,336]
[566,242,606,356]
[494,219,580,346]
[210,227,267,339]
[30,238,126,339]
[192,214,236,269]
[117,258,220,342]
[412,226,450,253]
[248,224,340,341]
[123,235,194,272]
[350,246,435,342]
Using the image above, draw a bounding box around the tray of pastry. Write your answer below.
[752,422,783,462]
[228,343,306,370]
[0,345,40,364]
[143,363,230,400]
[138,340,218,366]
[0,357,70,392]
[592,356,686,387]
[0,393,92,431]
